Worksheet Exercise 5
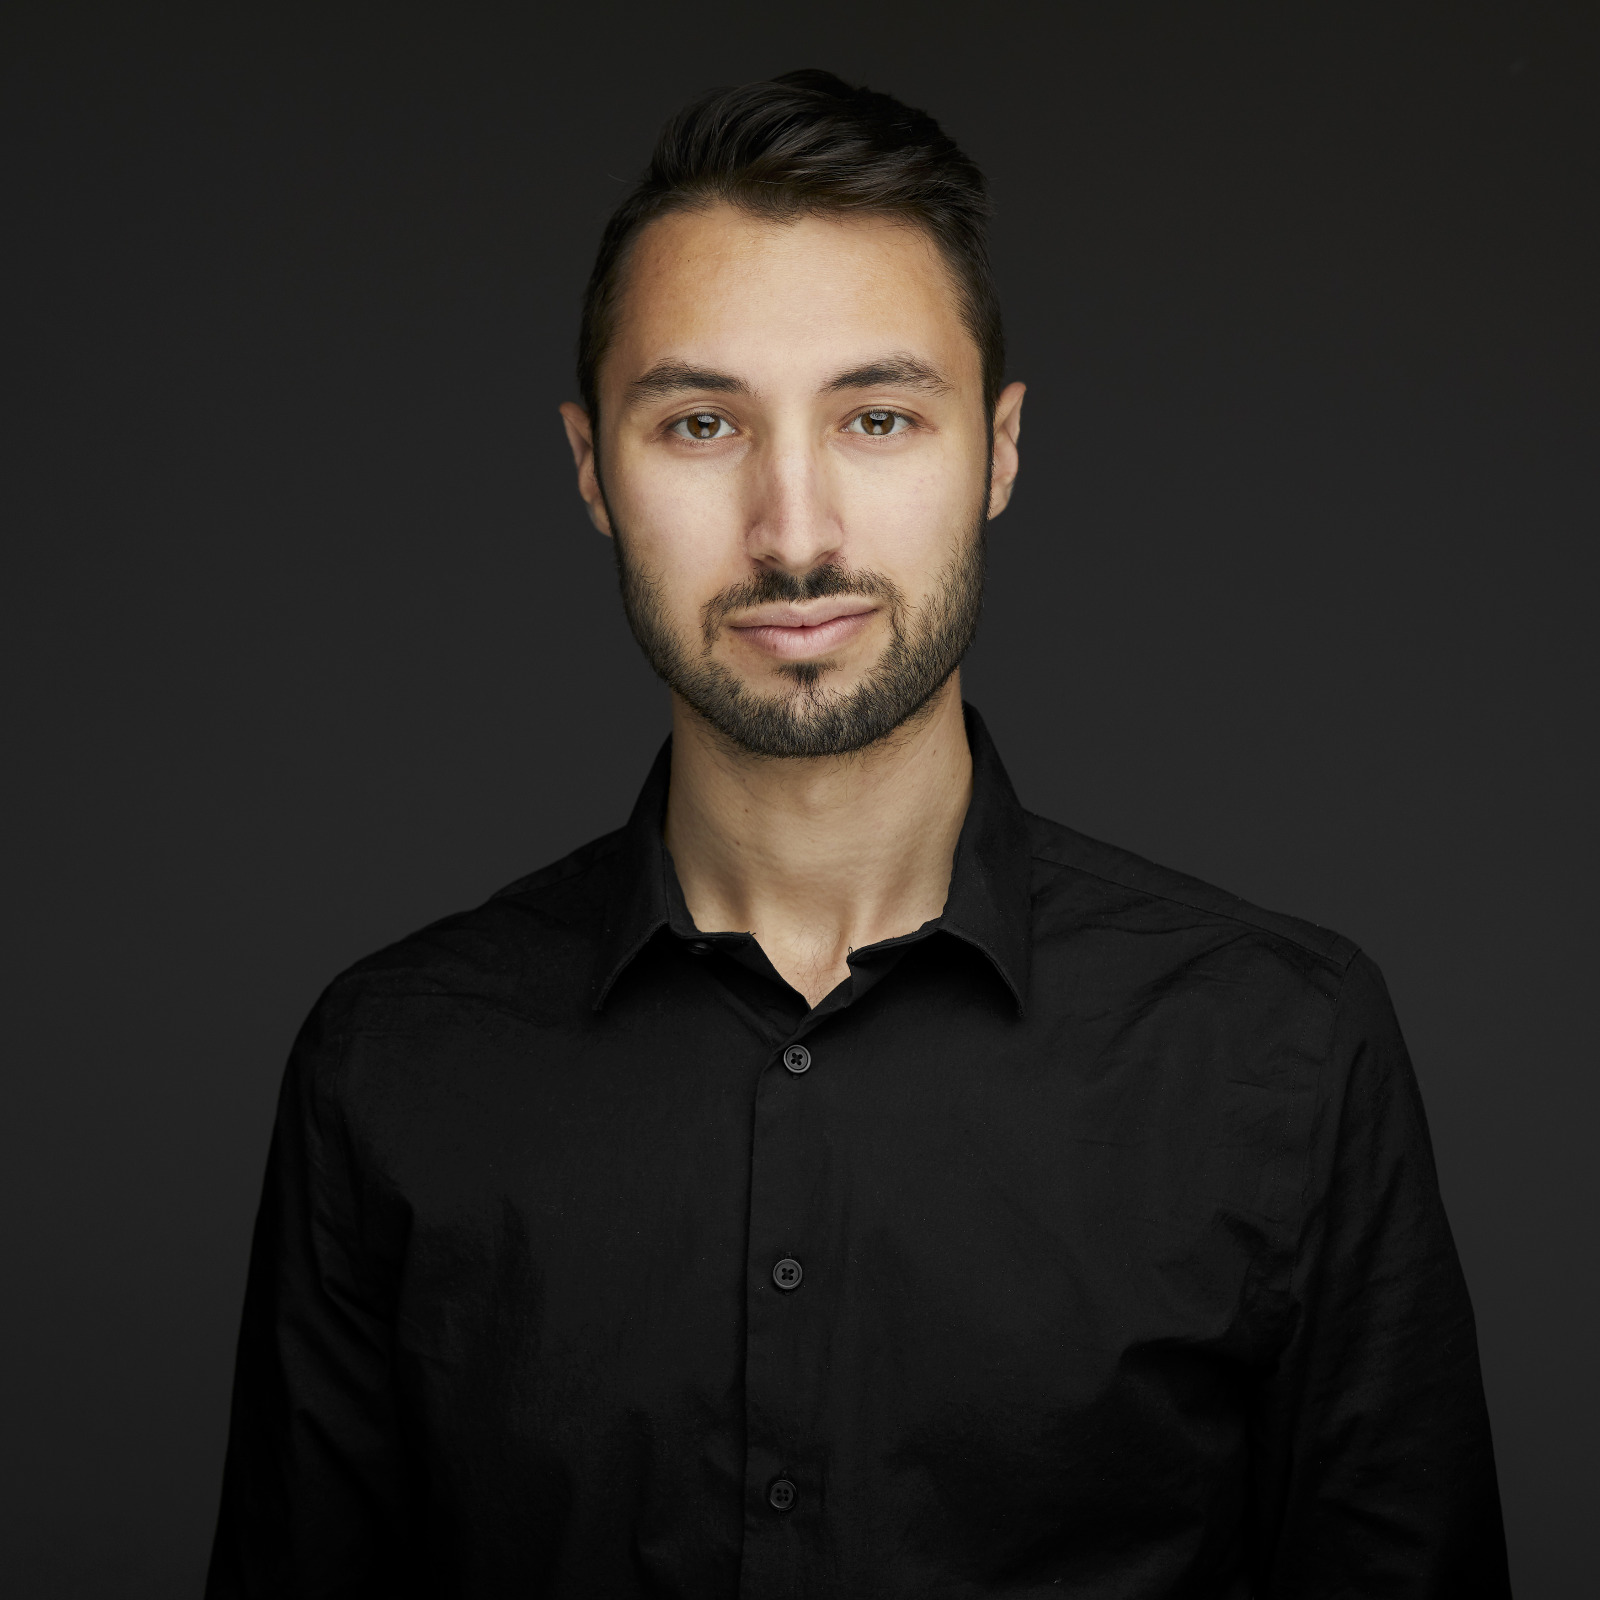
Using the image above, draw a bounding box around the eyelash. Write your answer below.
[667,408,915,442]
[669,412,737,441]
[846,408,913,437]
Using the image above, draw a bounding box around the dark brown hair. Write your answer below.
[576,69,1004,421]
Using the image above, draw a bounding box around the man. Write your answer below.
[208,71,1509,1597]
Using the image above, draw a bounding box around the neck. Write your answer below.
[663,676,974,1008]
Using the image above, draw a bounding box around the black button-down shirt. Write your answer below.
[208,707,1508,1597]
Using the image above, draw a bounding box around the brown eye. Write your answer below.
[675,412,730,441]
[850,408,906,437]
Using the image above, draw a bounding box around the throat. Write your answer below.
[755,934,858,1011]
[663,676,974,1012]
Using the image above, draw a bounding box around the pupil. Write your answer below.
[693,415,716,437]
[867,411,890,433]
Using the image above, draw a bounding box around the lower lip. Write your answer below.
[731,609,877,660]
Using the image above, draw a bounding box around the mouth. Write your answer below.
[726,599,880,661]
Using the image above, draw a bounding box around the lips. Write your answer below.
[727,599,879,661]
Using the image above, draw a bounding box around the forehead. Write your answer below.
[605,204,978,396]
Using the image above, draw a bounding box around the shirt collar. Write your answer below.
[591,703,1033,1013]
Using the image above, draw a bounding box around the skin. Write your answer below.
[561,204,1025,1005]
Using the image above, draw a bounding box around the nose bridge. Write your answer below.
[745,419,840,574]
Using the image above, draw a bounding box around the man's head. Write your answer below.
[560,70,1024,759]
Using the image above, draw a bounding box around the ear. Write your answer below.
[559,402,614,537]
[986,382,1026,520]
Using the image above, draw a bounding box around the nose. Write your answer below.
[742,429,843,577]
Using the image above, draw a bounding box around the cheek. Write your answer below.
[840,449,984,570]
[610,453,744,606]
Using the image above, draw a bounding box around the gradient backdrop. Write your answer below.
[5,4,1595,1594]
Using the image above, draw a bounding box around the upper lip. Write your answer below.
[729,599,878,630]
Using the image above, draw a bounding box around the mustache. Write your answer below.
[700,563,903,643]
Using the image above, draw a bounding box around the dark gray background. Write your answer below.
[5,3,1595,1594]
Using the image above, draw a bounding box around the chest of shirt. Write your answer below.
[335,932,1320,1418]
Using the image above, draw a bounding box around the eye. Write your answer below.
[670,412,736,441]
[847,408,911,437]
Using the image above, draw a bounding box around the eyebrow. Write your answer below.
[824,356,952,395]
[624,353,954,407]
[626,362,750,404]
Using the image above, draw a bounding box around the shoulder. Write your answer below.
[1020,811,1368,1054]
[1024,809,1359,974]
[310,825,629,1038]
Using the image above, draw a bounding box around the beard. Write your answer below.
[611,509,988,760]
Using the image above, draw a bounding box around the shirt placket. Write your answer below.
[737,1008,833,1596]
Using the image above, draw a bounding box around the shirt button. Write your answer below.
[782,1044,811,1074]
[772,1257,803,1291]
[768,1478,797,1512]
[689,940,711,955]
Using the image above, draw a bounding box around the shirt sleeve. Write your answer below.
[1249,950,1510,1596]
[206,988,426,1598]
